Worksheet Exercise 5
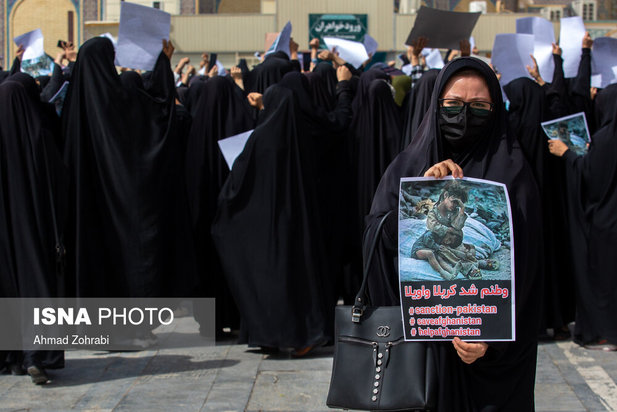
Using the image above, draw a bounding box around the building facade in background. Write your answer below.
[1,0,616,68]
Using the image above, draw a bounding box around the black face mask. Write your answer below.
[438,106,493,152]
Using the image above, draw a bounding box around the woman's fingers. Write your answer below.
[423,159,464,178]
[452,337,488,364]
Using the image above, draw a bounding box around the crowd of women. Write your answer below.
[1,29,616,409]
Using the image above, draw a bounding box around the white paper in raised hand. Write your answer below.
[491,33,534,86]
[516,17,555,83]
[14,28,45,60]
[100,32,118,47]
[216,60,227,76]
[591,37,617,88]
[323,37,369,69]
[363,34,379,57]
[424,48,444,69]
[115,2,171,71]
[560,17,586,78]
[265,21,292,58]
[218,130,254,170]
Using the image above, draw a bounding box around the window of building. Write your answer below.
[153,1,161,9]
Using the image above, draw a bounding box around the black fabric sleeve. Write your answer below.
[40,62,65,102]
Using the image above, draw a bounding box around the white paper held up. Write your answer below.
[560,17,586,78]
[14,28,45,60]
[363,34,379,56]
[115,2,171,71]
[516,16,555,83]
[323,37,369,69]
[218,130,254,170]
[591,37,617,88]
[491,33,534,86]
[265,21,292,58]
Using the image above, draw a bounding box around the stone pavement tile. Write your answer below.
[534,383,585,411]
[201,380,257,411]
[112,351,223,411]
[536,347,567,385]
[200,345,262,411]
[246,370,332,412]
[552,362,587,385]
[259,350,334,372]
[70,353,155,410]
[569,382,611,411]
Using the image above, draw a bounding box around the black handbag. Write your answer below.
[326,211,437,411]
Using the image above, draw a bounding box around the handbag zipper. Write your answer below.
[339,336,379,366]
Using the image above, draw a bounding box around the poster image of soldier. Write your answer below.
[541,112,591,156]
[399,177,513,282]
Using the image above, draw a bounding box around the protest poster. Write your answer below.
[265,21,292,58]
[20,54,54,77]
[398,177,515,342]
[115,2,171,71]
[405,7,481,50]
[541,112,590,156]
[218,130,254,170]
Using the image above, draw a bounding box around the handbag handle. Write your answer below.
[351,210,393,323]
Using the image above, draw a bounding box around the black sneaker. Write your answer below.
[26,365,49,385]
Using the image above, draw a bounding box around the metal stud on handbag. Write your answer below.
[326,211,437,411]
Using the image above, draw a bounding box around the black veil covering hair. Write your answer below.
[504,77,576,334]
[61,37,197,298]
[365,57,543,410]
[185,76,254,334]
[305,62,338,111]
[561,83,617,345]
[0,78,68,369]
[401,69,440,151]
[246,52,298,94]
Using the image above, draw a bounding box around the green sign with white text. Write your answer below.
[309,14,368,47]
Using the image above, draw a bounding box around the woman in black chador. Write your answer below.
[212,69,353,355]
[365,57,543,410]
[185,76,254,338]
[61,37,197,299]
[548,83,617,351]
[0,74,67,384]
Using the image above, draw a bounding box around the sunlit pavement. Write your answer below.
[1,317,616,411]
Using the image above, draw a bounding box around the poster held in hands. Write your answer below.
[405,7,481,50]
[398,177,515,342]
[115,2,171,71]
[541,112,591,156]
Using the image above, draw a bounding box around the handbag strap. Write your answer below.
[351,210,393,323]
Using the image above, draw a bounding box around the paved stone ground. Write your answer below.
[2,317,617,411]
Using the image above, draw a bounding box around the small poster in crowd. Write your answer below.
[541,112,591,156]
[398,177,515,342]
